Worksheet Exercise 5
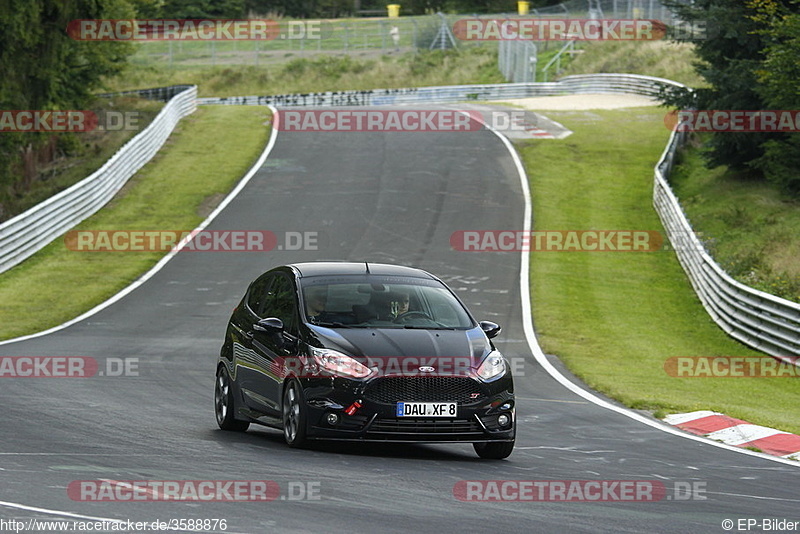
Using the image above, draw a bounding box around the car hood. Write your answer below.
[307,325,492,370]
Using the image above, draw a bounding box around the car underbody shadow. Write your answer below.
[211,425,479,460]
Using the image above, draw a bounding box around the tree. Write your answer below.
[0,0,134,217]
[663,0,800,194]
[751,0,800,193]
[662,0,774,171]
[160,0,246,18]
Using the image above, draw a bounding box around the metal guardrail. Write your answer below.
[0,85,197,274]
[197,74,671,107]
[654,132,800,364]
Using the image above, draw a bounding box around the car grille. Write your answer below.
[363,376,486,404]
[369,418,482,434]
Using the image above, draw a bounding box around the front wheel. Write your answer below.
[473,440,514,459]
[282,379,308,448]
[215,366,249,432]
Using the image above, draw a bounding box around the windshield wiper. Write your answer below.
[312,321,354,328]
[401,324,456,330]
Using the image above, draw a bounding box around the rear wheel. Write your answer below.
[282,379,308,448]
[473,440,515,459]
[215,366,249,432]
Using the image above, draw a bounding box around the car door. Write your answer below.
[246,273,301,417]
[234,273,277,413]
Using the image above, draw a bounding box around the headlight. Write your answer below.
[476,351,507,382]
[311,348,372,379]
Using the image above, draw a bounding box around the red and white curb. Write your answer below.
[664,411,800,461]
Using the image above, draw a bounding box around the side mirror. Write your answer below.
[479,321,501,339]
[254,317,284,333]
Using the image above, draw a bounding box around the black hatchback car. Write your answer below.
[214,262,515,459]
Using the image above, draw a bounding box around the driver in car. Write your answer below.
[390,291,410,318]
[305,286,329,323]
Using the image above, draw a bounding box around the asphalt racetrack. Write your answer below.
[0,109,797,533]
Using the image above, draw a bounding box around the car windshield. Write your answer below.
[300,275,474,329]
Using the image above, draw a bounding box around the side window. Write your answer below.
[247,274,275,317]
[262,275,298,334]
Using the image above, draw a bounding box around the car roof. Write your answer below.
[288,262,437,280]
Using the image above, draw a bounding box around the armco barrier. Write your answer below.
[200,73,800,361]
[196,74,676,108]
[0,85,197,274]
[654,129,800,363]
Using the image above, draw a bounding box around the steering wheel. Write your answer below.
[393,311,433,323]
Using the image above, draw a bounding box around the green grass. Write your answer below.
[521,108,800,435]
[0,106,271,340]
[669,141,800,302]
[559,40,706,87]
[107,47,505,97]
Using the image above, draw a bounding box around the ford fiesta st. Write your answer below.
[214,262,515,459]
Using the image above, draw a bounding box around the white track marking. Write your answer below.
[483,119,800,469]
[0,107,279,347]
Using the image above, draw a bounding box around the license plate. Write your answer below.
[396,402,457,418]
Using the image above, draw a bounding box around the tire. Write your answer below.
[473,440,515,459]
[215,366,249,432]
[282,379,308,448]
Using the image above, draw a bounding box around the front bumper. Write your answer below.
[300,375,515,443]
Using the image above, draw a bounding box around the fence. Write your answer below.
[495,0,686,84]
[128,1,685,67]
[0,85,197,275]
[498,40,538,83]
[128,16,442,66]
[538,0,681,20]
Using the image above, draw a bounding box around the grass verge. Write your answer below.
[0,105,270,340]
[669,140,800,303]
[106,47,505,97]
[559,40,706,87]
[520,107,800,435]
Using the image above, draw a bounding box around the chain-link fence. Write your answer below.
[495,0,685,82]
[544,0,682,21]
[129,16,454,67]
[498,40,538,83]
[128,1,684,69]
